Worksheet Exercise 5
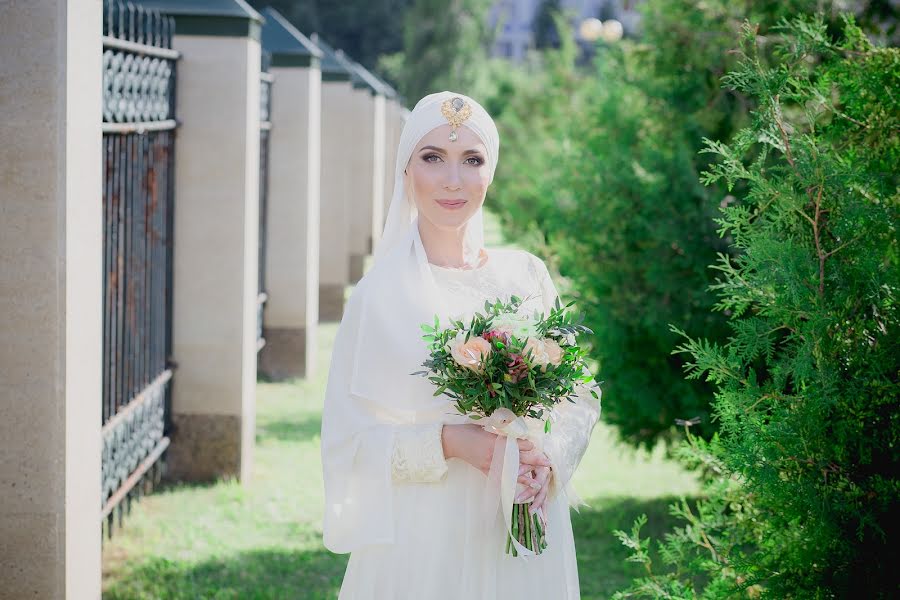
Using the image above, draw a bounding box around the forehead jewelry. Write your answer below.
[440,96,472,142]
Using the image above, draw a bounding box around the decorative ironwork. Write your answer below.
[101,0,178,540]
[102,372,171,518]
[103,1,178,126]
[258,54,273,353]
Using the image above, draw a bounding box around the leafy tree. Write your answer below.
[248,0,410,80]
[613,15,899,597]
[377,0,493,103]
[534,0,563,50]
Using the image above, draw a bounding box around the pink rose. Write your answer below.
[447,333,492,373]
[483,329,511,346]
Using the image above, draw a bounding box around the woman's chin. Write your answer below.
[418,205,477,228]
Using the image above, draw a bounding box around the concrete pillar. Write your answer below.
[0,1,102,597]
[318,78,356,320]
[314,35,356,321]
[377,96,404,255]
[370,92,387,259]
[257,8,323,380]
[347,86,376,283]
[141,1,264,482]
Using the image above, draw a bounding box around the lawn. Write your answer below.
[102,213,700,598]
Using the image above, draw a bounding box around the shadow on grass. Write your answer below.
[256,414,323,444]
[575,494,702,600]
[103,547,348,600]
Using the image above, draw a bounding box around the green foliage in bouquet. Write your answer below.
[414,295,599,425]
[613,15,899,598]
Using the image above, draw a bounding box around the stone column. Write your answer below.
[0,1,102,597]
[318,74,355,321]
[257,7,323,379]
[347,86,376,283]
[377,94,403,256]
[370,92,387,258]
[141,1,263,483]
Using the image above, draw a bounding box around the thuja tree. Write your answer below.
[613,15,898,598]
[488,0,781,446]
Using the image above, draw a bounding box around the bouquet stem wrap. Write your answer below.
[483,408,548,557]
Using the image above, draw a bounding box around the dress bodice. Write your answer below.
[427,248,548,322]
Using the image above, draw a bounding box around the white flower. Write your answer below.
[491,312,538,340]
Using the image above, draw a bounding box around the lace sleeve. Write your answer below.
[391,423,449,483]
[528,253,602,506]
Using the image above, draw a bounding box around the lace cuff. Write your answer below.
[528,252,602,505]
[544,378,600,505]
[391,423,449,483]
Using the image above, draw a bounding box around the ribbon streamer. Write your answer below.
[481,408,542,557]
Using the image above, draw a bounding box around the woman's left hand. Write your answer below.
[514,458,553,511]
[526,465,552,514]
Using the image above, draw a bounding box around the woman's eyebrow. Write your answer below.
[419,145,483,156]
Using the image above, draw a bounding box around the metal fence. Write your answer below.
[101,0,178,539]
[257,51,273,352]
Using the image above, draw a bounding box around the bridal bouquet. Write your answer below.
[414,294,598,557]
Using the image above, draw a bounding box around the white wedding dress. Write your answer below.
[331,248,600,599]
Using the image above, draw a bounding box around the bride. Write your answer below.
[320,91,601,599]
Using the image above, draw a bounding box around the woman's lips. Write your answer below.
[436,199,467,209]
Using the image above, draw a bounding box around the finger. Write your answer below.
[530,485,548,513]
[534,466,551,487]
[515,486,538,503]
[516,439,534,452]
[519,449,552,468]
[517,474,536,487]
[519,464,535,476]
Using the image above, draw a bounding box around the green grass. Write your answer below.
[102,212,701,598]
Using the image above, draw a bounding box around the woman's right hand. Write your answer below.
[442,424,541,489]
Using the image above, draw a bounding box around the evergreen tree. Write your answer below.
[484,0,875,447]
[613,15,899,597]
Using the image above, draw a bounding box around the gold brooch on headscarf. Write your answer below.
[440,96,472,142]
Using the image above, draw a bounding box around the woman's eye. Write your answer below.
[421,154,483,165]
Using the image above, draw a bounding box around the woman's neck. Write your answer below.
[418,218,480,268]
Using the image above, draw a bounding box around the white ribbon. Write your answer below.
[481,408,544,557]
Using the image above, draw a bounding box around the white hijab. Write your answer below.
[321,91,501,553]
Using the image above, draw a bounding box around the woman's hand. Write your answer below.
[441,424,543,490]
[514,439,553,514]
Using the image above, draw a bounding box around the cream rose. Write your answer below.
[447,333,492,373]
[543,338,564,367]
[523,337,550,371]
[523,337,564,372]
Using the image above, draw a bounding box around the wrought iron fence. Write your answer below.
[101,0,178,540]
[257,51,273,352]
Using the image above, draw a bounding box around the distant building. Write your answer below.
[488,0,642,61]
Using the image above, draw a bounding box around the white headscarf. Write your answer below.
[321,91,501,553]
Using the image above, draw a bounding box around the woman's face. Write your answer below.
[404,124,491,232]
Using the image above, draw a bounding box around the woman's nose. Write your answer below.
[444,163,462,189]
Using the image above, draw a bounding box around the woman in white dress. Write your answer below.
[320,91,601,599]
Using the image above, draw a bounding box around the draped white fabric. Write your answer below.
[324,247,601,599]
[322,91,501,554]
